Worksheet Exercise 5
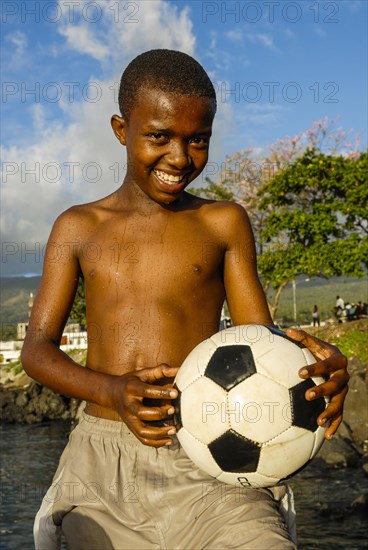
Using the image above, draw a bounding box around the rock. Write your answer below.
[323,451,348,469]
[316,430,360,468]
[15,392,29,408]
[0,382,80,423]
[350,493,368,511]
[317,492,368,519]
[343,366,368,453]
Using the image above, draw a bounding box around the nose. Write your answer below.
[166,141,191,170]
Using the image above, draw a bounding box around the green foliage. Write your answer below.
[192,177,235,201]
[3,359,24,377]
[0,323,17,341]
[69,278,86,326]
[331,329,368,362]
[259,149,368,290]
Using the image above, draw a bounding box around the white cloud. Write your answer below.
[6,30,27,56]
[237,103,285,125]
[59,25,110,61]
[245,33,274,50]
[226,29,244,43]
[30,104,46,132]
[4,31,28,69]
[57,0,195,69]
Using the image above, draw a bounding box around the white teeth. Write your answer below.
[154,170,184,185]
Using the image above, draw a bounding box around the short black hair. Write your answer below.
[118,49,217,120]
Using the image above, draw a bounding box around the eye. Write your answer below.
[147,133,168,143]
[190,136,210,148]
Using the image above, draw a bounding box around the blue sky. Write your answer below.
[1,0,367,275]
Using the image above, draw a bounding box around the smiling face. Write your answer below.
[112,87,215,205]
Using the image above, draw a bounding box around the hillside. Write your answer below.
[1,276,42,324]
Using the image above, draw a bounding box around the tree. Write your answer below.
[192,176,235,201]
[194,118,365,318]
[69,278,86,327]
[258,149,368,316]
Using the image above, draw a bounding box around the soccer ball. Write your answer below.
[174,325,328,488]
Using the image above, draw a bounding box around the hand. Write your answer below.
[111,364,179,448]
[286,328,349,440]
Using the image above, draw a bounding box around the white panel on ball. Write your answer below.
[176,427,222,478]
[251,335,313,388]
[218,470,280,488]
[258,426,316,479]
[227,374,291,443]
[311,426,326,458]
[175,339,217,391]
[209,324,271,347]
[301,347,317,366]
[181,377,228,444]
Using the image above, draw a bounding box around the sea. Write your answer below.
[1,421,367,549]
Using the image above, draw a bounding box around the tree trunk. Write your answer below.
[268,279,289,320]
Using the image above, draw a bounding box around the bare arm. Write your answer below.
[222,203,273,325]
[21,209,110,403]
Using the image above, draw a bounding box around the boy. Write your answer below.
[22,50,349,549]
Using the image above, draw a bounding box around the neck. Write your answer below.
[117,178,188,214]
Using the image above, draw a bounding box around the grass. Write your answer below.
[331,328,368,362]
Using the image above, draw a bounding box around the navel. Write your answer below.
[192,264,202,275]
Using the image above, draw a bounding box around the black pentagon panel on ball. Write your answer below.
[289,378,326,432]
[208,429,261,473]
[172,385,182,430]
[204,345,256,391]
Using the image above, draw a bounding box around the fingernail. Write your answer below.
[319,418,327,425]
[326,433,333,440]
[167,428,176,435]
[169,390,177,398]
[167,407,175,415]
[300,369,308,376]
[309,391,316,399]
[165,440,172,446]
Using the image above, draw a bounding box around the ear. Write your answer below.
[111,114,127,145]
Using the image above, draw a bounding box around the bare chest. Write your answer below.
[78,214,225,301]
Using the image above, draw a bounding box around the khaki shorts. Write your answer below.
[34,412,296,550]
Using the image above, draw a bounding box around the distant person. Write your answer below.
[355,301,364,319]
[335,295,345,323]
[312,305,320,327]
[345,302,354,321]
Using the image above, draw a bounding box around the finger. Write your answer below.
[136,364,179,384]
[143,384,178,400]
[324,414,343,440]
[126,376,178,401]
[125,416,176,447]
[137,403,176,421]
[286,328,335,361]
[315,386,348,432]
[304,372,348,401]
[300,358,350,382]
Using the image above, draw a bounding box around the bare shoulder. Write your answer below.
[50,192,119,239]
[190,196,252,239]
